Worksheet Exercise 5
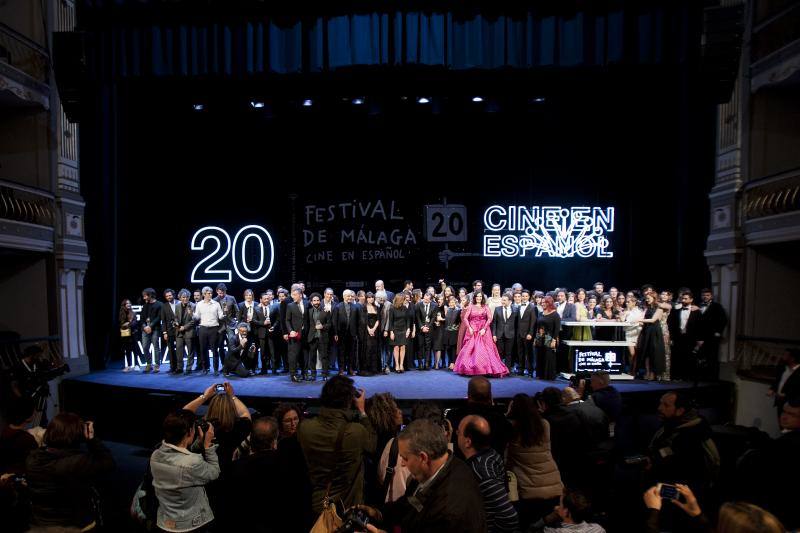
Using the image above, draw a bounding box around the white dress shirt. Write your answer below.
[194,300,223,327]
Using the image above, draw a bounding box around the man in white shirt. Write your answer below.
[193,286,224,375]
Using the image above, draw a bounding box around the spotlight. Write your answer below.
[302,99,313,107]
[352,97,365,105]
[471,96,484,103]
[192,103,205,111]
[416,97,431,104]
[250,100,265,109]
[532,97,546,103]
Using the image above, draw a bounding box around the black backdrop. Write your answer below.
[81,70,715,366]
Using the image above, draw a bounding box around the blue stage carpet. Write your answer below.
[69,362,691,401]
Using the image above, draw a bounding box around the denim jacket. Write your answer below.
[150,441,220,532]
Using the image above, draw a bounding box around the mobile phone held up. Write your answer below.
[659,483,679,501]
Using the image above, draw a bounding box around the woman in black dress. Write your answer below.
[119,299,139,371]
[636,291,666,380]
[386,293,411,372]
[430,294,447,369]
[535,295,561,380]
[443,295,461,369]
[364,292,381,374]
[594,295,621,341]
[404,292,417,370]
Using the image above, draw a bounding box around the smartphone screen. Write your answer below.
[659,484,679,500]
[215,384,225,394]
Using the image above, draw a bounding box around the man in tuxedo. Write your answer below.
[333,289,360,376]
[140,287,163,373]
[214,283,238,357]
[250,291,274,374]
[698,288,727,380]
[160,289,180,373]
[492,293,518,370]
[174,289,196,374]
[305,292,332,380]
[668,291,704,381]
[556,289,576,373]
[285,287,307,382]
[769,349,800,422]
[271,289,288,372]
[516,290,538,376]
[226,322,257,377]
[415,292,436,370]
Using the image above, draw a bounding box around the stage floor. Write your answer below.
[69,361,697,402]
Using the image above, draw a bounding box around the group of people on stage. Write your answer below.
[118,279,727,383]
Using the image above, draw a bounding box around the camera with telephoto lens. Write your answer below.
[335,507,370,533]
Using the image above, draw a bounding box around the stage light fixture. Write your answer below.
[472,96,484,103]
[417,97,431,104]
[352,97,365,105]
[532,97,546,103]
[192,103,205,111]
[250,100,265,109]
[302,99,313,107]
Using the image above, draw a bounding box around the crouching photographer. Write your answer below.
[150,409,220,533]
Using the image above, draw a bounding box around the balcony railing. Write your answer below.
[0,22,49,84]
[0,181,56,227]
[743,168,800,220]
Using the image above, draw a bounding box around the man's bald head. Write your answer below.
[467,376,492,405]
[458,414,492,454]
[562,387,581,403]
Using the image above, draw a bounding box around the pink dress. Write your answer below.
[453,305,509,377]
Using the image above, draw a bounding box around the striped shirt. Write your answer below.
[467,447,520,533]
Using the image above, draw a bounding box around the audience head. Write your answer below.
[367,392,403,437]
[562,387,581,404]
[397,419,449,483]
[457,415,491,458]
[467,376,493,405]
[7,396,35,427]
[206,394,238,432]
[591,370,611,391]
[162,409,197,446]
[507,393,545,447]
[557,488,594,525]
[717,502,783,533]
[540,387,563,411]
[320,374,357,409]
[657,390,692,421]
[250,416,279,453]
[780,397,800,431]
[781,348,800,367]
[44,412,88,449]
[273,403,303,438]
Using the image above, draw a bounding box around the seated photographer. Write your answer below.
[643,484,783,533]
[25,413,116,530]
[150,409,220,533]
[183,382,252,473]
[224,416,312,533]
[298,375,377,517]
[530,487,605,533]
[357,419,487,533]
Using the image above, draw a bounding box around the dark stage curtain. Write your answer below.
[81,5,698,80]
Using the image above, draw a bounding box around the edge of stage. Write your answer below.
[62,362,733,446]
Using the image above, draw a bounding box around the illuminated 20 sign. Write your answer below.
[191,225,275,283]
[483,206,614,258]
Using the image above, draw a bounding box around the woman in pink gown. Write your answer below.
[452,292,510,377]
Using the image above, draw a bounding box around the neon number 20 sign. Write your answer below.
[190,225,275,283]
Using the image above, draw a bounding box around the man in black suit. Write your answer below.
[174,289,195,374]
[214,283,238,356]
[305,292,332,380]
[769,349,800,422]
[285,287,307,382]
[271,289,288,373]
[226,322,257,376]
[250,291,274,374]
[516,290,538,376]
[160,289,180,373]
[556,289,576,373]
[333,289,360,375]
[698,288,727,380]
[236,289,260,373]
[415,292,436,370]
[492,292,518,370]
[668,291,704,381]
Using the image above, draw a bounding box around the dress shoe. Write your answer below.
[291,375,301,383]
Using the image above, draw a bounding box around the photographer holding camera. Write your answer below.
[298,375,377,518]
[150,409,220,533]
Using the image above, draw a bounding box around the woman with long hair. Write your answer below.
[364,292,381,374]
[594,295,620,342]
[452,291,509,377]
[119,298,139,371]
[572,290,592,342]
[622,292,644,374]
[535,296,561,380]
[636,292,666,380]
[386,293,411,372]
[430,294,447,369]
[505,393,563,530]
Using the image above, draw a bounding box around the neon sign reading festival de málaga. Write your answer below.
[482,205,615,258]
